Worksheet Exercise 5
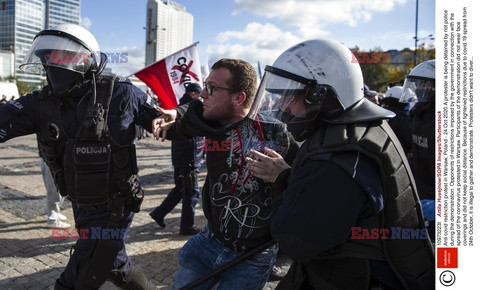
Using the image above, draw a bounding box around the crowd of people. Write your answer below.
[0,23,435,290]
[0,94,15,105]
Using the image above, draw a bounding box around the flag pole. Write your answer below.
[128,41,200,77]
[257,61,263,79]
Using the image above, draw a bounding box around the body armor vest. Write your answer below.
[409,104,435,200]
[291,120,434,289]
[37,76,139,206]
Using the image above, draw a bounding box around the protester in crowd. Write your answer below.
[380,85,413,154]
[0,94,7,105]
[152,58,299,289]
[245,39,434,289]
[0,24,158,289]
[150,82,204,235]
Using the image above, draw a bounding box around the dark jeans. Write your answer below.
[172,225,278,290]
[150,165,200,231]
[58,203,134,288]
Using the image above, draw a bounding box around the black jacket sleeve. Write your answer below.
[0,93,40,142]
[270,158,369,263]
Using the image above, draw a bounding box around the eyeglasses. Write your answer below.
[203,81,234,96]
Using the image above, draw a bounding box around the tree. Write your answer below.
[386,66,406,87]
[356,48,390,92]
[4,76,35,95]
[16,79,35,95]
[353,45,435,92]
[385,44,436,87]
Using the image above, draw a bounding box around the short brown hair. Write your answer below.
[211,58,257,108]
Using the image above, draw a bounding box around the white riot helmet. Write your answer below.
[385,86,404,100]
[399,60,435,103]
[20,24,103,75]
[249,39,393,140]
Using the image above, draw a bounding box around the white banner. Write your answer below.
[165,45,202,104]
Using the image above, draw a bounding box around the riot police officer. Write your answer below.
[246,39,434,289]
[399,60,436,237]
[0,24,159,289]
[399,60,435,201]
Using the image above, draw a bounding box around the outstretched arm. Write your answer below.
[245,148,291,183]
[0,93,39,142]
[152,107,177,141]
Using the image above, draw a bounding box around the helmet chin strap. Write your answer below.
[62,74,88,96]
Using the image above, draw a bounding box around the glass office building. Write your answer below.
[0,0,80,87]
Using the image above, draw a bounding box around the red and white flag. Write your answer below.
[134,43,202,109]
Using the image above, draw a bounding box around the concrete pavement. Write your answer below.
[0,134,281,289]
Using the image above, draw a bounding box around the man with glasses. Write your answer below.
[152,58,298,289]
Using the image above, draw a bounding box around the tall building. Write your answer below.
[145,0,193,66]
[0,45,14,79]
[0,0,80,87]
[46,0,80,27]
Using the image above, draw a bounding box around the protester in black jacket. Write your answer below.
[152,58,298,289]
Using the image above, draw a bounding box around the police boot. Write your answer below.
[108,265,156,290]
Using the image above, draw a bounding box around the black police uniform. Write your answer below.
[0,76,160,289]
[271,121,435,290]
[382,104,413,154]
[408,102,435,200]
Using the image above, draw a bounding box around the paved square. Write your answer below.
[0,134,280,289]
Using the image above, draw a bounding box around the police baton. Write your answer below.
[179,239,275,290]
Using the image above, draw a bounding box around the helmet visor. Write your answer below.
[248,67,320,124]
[20,34,95,74]
[399,77,434,103]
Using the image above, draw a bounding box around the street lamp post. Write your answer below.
[414,0,419,65]
[413,0,434,65]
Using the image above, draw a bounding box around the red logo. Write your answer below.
[437,248,458,268]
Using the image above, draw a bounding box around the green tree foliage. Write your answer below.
[16,79,35,95]
[354,48,390,92]
[353,45,435,93]
[3,75,37,95]
[360,60,390,93]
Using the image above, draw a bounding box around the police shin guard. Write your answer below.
[109,266,156,290]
